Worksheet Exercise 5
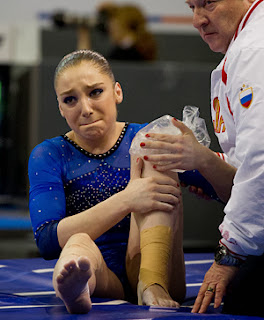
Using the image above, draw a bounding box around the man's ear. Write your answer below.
[114,82,123,104]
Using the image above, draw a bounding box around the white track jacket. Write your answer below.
[211,0,264,257]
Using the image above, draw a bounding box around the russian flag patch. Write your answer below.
[239,87,253,109]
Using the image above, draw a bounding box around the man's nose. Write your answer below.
[192,8,208,29]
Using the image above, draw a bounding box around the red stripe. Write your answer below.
[234,25,239,40]
[222,58,227,85]
[234,0,264,40]
[219,240,247,259]
[216,152,225,161]
[226,96,233,117]
[241,0,264,30]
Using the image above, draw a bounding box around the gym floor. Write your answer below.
[0,204,262,320]
[0,253,262,320]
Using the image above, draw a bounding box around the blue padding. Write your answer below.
[0,215,31,230]
[0,295,261,319]
[0,254,261,319]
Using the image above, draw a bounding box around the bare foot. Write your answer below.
[56,256,93,314]
[138,282,180,308]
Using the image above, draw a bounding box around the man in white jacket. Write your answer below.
[139,0,264,316]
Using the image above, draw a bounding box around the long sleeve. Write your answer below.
[218,46,264,256]
[28,140,66,258]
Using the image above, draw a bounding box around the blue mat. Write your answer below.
[0,209,31,231]
[0,254,262,319]
[0,215,31,230]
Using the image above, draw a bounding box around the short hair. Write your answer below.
[54,49,115,89]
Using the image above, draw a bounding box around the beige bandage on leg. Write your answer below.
[137,225,171,305]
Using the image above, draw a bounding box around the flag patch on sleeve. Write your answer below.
[239,87,253,109]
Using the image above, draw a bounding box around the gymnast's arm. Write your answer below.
[179,147,237,203]
[28,143,179,259]
[56,159,179,249]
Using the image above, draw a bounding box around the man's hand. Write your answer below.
[192,262,239,313]
[140,119,206,172]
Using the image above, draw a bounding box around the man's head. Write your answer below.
[186,0,255,54]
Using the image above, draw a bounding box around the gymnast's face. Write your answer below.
[56,61,123,143]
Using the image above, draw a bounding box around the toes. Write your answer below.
[168,300,180,308]
[64,260,77,272]
[56,274,65,284]
[159,300,180,308]
[77,257,91,271]
[141,286,180,308]
[56,269,68,281]
[56,260,77,284]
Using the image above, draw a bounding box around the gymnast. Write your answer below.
[28,49,186,314]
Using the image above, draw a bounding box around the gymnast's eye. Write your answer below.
[89,88,103,97]
[63,96,77,105]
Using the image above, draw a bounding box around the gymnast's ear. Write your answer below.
[114,82,123,105]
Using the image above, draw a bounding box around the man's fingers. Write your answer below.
[144,132,178,143]
[191,296,203,313]
[172,118,193,135]
[199,284,224,312]
[141,139,177,151]
[198,286,216,313]
[191,284,208,313]
[214,284,226,309]
[192,283,216,313]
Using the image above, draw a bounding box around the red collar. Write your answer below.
[234,0,264,40]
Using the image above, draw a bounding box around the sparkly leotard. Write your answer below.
[28,122,147,283]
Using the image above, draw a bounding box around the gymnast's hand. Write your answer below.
[140,119,206,172]
[192,262,239,313]
[125,157,181,214]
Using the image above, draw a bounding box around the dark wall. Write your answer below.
[41,28,223,63]
[36,61,221,152]
[3,28,225,249]
[34,60,225,251]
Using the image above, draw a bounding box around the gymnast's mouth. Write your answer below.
[80,120,100,126]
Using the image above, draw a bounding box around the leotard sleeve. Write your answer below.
[28,140,66,259]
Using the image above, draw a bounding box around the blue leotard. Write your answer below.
[29,120,218,285]
[28,122,147,283]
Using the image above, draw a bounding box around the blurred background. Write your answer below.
[0,0,224,259]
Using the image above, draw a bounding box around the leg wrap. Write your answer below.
[138,225,171,300]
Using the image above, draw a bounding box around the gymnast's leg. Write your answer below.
[53,233,124,314]
[126,158,186,307]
